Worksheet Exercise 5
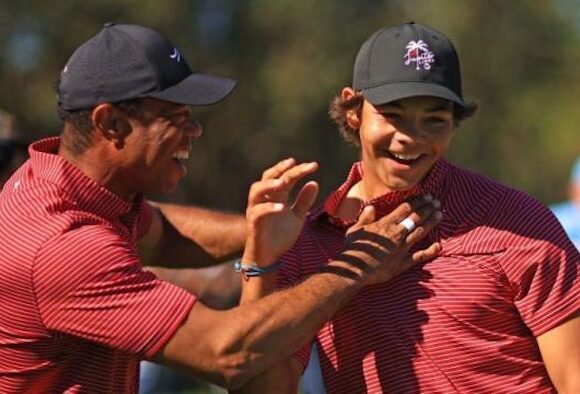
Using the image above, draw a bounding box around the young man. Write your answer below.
[236,22,580,393]
[0,23,442,392]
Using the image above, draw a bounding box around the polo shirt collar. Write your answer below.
[311,159,450,228]
[29,137,137,218]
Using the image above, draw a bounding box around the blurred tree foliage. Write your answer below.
[0,0,578,212]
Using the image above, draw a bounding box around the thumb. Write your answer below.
[357,205,376,226]
[347,205,376,235]
[411,242,441,264]
[292,181,319,219]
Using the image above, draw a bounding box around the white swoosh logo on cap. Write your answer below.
[170,48,181,62]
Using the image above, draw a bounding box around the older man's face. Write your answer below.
[112,98,203,198]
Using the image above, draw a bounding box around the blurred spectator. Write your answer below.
[551,156,580,249]
[0,110,27,187]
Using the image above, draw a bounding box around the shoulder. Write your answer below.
[34,222,138,286]
[443,164,570,251]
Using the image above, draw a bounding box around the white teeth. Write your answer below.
[172,151,189,160]
[392,152,421,161]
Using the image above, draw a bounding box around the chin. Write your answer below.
[161,184,179,194]
[384,178,421,192]
[146,182,179,196]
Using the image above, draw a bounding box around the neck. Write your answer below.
[334,181,365,221]
[358,175,394,201]
[58,136,135,202]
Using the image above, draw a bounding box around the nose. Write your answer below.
[394,117,421,142]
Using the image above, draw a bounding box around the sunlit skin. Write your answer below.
[343,88,456,200]
[108,98,202,198]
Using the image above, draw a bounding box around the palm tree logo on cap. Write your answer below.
[404,40,435,70]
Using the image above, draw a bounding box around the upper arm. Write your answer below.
[537,314,580,393]
[35,225,195,357]
[496,195,579,335]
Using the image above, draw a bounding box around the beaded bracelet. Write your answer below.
[233,260,283,281]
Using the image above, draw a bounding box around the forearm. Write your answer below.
[158,268,361,389]
[146,265,241,310]
[230,360,301,394]
[230,260,299,392]
[221,269,360,386]
[144,202,246,268]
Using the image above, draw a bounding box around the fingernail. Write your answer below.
[273,203,284,210]
[432,199,441,209]
[424,193,433,201]
[435,211,443,220]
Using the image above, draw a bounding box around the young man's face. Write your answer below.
[348,92,455,196]
[116,98,202,197]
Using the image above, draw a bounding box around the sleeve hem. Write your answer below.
[143,296,197,359]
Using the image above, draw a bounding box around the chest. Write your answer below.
[300,228,518,334]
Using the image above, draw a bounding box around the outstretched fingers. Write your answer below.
[261,158,297,180]
[248,161,319,206]
[247,178,285,206]
[277,162,319,193]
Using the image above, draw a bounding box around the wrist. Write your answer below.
[322,250,374,285]
[241,248,278,267]
[234,259,283,281]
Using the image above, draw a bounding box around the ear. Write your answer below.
[341,87,361,129]
[91,103,132,147]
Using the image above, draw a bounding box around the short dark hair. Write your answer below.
[57,98,147,156]
[328,92,479,147]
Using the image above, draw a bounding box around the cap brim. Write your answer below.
[362,81,465,108]
[149,73,236,106]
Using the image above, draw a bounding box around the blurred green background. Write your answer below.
[1,1,579,393]
[2,0,579,211]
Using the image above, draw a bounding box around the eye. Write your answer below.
[425,114,451,126]
[427,116,445,124]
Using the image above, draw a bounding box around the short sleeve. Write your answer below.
[496,194,580,337]
[33,225,196,359]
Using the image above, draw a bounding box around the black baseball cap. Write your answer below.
[353,22,465,107]
[57,23,236,110]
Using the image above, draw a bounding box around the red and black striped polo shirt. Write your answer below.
[0,138,195,393]
[280,159,579,393]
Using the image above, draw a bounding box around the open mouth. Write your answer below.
[172,150,189,164]
[171,150,190,175]
[386,151,424,165]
